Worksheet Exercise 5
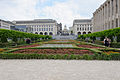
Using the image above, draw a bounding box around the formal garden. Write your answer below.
[0,28,120,60]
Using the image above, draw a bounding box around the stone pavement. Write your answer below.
[0,60,120,80]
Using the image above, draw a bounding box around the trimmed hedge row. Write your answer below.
[0,29,52,43]
[0,53,120,60]
[78,27,120,42]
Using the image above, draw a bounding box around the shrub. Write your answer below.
[78,27,120,42]
[110,42,120,48]
[0,29,52,43]
[110,53,120,60]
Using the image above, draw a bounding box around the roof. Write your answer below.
[14,19,57,24]
[74,19,92,23]
[0,19,15,25]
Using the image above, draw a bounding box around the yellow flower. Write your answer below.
[0,49,4,52]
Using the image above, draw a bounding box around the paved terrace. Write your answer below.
[0,60,120,80]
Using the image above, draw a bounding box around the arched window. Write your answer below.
[88,32,91,34]
[49,32,53,35]
[78,32,81,35]
[35,32,38,34]
[44,32,48,35]
[40,32,43,35]
[83,32,86,34]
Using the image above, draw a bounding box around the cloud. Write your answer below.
[39,0,106,28]
[0,0,106,28]
[0,0,40,20]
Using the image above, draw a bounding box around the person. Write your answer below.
[26,39,31,44]
[104,37,110,47]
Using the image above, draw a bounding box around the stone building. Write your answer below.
[61,25,70,36]
[57,23,62,35]
[93,0,120,32]
[0,19,15,30]
[72,19,93,35]
[13,19,58,35]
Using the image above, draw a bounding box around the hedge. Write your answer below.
[0,53,120,60]
[0,29,52,43]
[78,27,120,42]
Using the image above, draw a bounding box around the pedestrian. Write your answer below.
[26,39,31,44]
[104,37,110,47]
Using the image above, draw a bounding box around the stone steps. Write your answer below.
[52,35,78,40]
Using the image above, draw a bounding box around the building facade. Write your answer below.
[13,19,58,35]
[57,23,62,35]
[93,0,120,32]
[72,19,93,35]
[0,19,15,30]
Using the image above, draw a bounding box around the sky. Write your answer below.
[0,0,106,28]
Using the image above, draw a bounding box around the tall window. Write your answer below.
[51,28,53,31]
[112,20,114,28]
[108,2,110,17]
[90,27,92,31]
[44,28,45,31]
[39,28,41,31]
[88,27,89,31]
[49,28,51,31]
[116,19,118,27]
[112,0,114,15]
[46,28,48,31]
[116,0,118,13]
[77,27,79,31]
[80,27,81,31]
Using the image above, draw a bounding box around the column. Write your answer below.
[103,5,106,30]
[102,6,104,31]
[113,0,116,28]
[119,0,120,27]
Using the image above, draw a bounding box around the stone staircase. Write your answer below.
[52,35,78,40]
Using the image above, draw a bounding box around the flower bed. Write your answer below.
[104,51,120,55]
[0,49,4,52]
[17,44,40,48]
[12,49,94,55]
[77,45,102,49]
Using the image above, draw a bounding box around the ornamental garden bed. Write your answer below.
[100,49,120,55]
[0,49,5,52]
[18,44,40,48]
[77,45,103,49]
[10,48,94,55]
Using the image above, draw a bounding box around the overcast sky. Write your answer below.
[0,0,106,28]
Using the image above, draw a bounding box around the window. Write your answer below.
[88,27,89,30]
[39,28,41,31]
[85,27,86,31]
[51,28,53,31]
[46,28,48,31]
[82,27,84,30]
[77,27,79,31]
[80,27,81,31]
[44,28,45,31]
[37,28,39,31]
[116,0,118,13]
[90,27,92,31]
[116,19,118,27]
[49,28,51,31]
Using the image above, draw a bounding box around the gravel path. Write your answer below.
[0,60,120,80]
